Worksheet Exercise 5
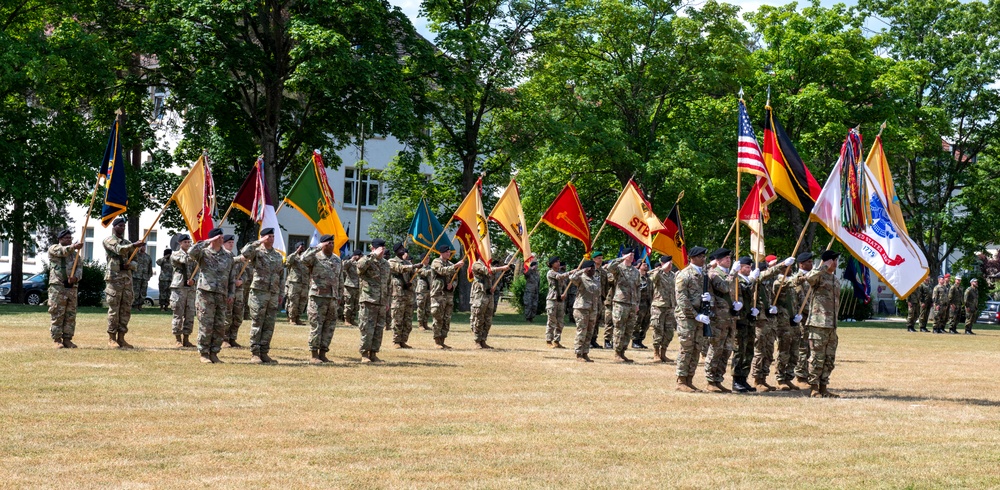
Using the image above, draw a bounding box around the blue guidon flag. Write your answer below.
[99,119,128,227]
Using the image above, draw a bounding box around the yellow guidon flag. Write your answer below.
[452,177,493,279]
[604,180,666,249]
[488,179,533,269]
[173,156,208,239]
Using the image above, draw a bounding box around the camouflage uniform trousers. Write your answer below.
[196,290,227,354]
[794,315,811,380]
[649,306,675,351]
[588,305,606,344]
[158,281,171,309]
[248,290,279,356]
[545,299,565,343]
[750,317,776,380]
[806,326,838,386]
[105,276,134,334]
[632,306,651,344]
[132,279,148,308]
[391,296,416,344]
[611,302,638,355]
[773,313,798,382]
[308,296,338,353]
[48,286,78,342]
[948,305,962,331]
[602,302,615,344]
[933,306,950,332]
[225,287,246,343]
[918,302,931,330]
[705,316,736,383]
[285,282,308,322]
[171,288,196,336]
[470,296,495,343]
[965,306,977,330]
[416,290,431,329]
[675,317,707,378]
[523,290,539,321]
[573,307,599,356]
[243,284,252,321]
[905,301,921,329]
[731,320,754,380]
[358,301,388,354]
[344,287,360,325]
[431,295,455,341]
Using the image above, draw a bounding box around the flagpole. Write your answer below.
[752,200,765,308]
[69,175,104,280]
[558,177,632,299]
[795,236,836,317]
[126,196,174,263]
[720,218,738,249]
[772,219,812,305]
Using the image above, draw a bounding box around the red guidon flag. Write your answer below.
[452,177,492,279]
[540,182,592,253]
[604,180,665,249]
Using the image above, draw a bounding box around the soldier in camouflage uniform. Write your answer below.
[430,244,464,349]
[156,250,173,311]
[751,258,783,391]
[606,249,640,363]
[301,234,343,363]
[545,257,572,349]
[131,244,153,310]
[932,275,950,334]
[241,228,285,364]
[918,276,934,332]
[905,273,928,332]
[569,260,600,362]
[631,261,652,349]
[703,249,739,393]
[522,259,540,322]
[601,254,617,350]
[674,246,709,392]
[389,243,423,349]
[564,265,577,325]
[772,256,804,391]
[791,252,815,384]
[103,217,144,349]
[222,236,249,348]
[170,234,197,348]
[587,252,608,350]
[415,252,433,330]
[649,256,677,363]
[188,229,237,364]
[730,257,760,392]
[964,278,979,335]
[947,275,964,334]
[471,258,510,349]
[341,250,362,326]
[357,239,391,362]
[283,243,309,325]
[47,230,84,349]
[804,250,842,398]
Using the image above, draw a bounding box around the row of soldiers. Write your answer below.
[905,274,980,334]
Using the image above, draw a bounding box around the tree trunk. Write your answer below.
[10,200,24,303]
[128,141,142,242]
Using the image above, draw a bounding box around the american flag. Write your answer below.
[737,99,776,208]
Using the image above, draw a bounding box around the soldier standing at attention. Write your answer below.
[932,275,950,334]
[569,260,599,362]
[607,249,640,363]
[47,230,84,349]
[342,249,362,326]
[751,258,782,392]
[283,243,309,325]
[430,244,464,349]
[103,216,144,349]
[522,259,540,322]
[222,235,248,348]
[471,258,510,349]
[300,234,343,363]
[415,252,433,330]
[648,256,677,363]
[241,228,285,364]
[918,276,934,332]
[601,254,617,350]
[791,252,815,384]
[170,234,196,348]
[357,239,391,362]
[947,275,964,334]
[964,278,979,335]
[772,255,802,391]
[187,228,236,364]
[905,273,927,333]
[704,248,740,393]
[131,244,153,311]
[674,246,709,392]
[156,249,173,311]
[545,257,572,349]
[731,257,760,392]
[587,251,608,350]
[804,250,841,398]
[631,260,652,350]
[389,243,423,349]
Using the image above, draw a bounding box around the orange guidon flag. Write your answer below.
[488,179,533,269]
[652,202,687,269]
[540,182,591,252]
[173,156,209,240]
[605,180,666,249]
[452,177,492,278]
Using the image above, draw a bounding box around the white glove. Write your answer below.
[768,305,778,315]
[749,268,760,281]
[783,257,795,267]
[793,314,803,323]
[732,301,743,311]
[695,314,711,325]
[750,307,760,317]
[701,292,712,302]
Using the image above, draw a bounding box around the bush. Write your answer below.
[509,266,549,315]
[78,261,106,307]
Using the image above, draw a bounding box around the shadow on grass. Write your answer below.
[835,388,1000,407]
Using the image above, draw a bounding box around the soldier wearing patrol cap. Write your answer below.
[300,234,343,363]
[675,246,709,391]
[357,238,391,362]
[430,244,465,349]
[804,249,841,398]
[545,256,573,349]
[188,228,237,363]
[648,255,677,363]
[606,247,641,363]
[470,257,510,349]
[388,242,423,349]
[103,216,144,348]
[284,242,309,325]
[240,227,285,364]
[47,229,84,349]
[568,259,600,361]
[156,249,173,311]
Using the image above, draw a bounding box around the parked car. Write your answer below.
[144,286,159,307]
[0,272,35,286]
[977,300,1000,325]
[0,272,48,305]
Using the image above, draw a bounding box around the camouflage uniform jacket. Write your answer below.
[430,258,462,297]
[756,266,782,311]
[599,266,614,306]
[229,250,250,292]
[908,281,929,306]
[674,264,705,320]
[170,249,194,289]
[357,254,390,305]
[48,243,83,290]
[546,269,572,302]
[772,274,797,316]
[790,269,812,311]
[470,261,493,305]
[607,259,640,306]
[388,257,421,299]
[734,274,754,322]
[524,267,539,292]
[188,241,236,297]
[932,284,949,307]
[964,286,978,310]
[708,265,735,321]
[301,248,342,298]
[948,284,963,308]
[805,267,839,329]
[156,256,173,282]
[240,242,284,294]
[415,267,432,294]
[284,251,308,285]
[133,252,153,281]
[650,268,676,309]
[103,234,138,281]
[342,260,360,289]
[569,270,600,310]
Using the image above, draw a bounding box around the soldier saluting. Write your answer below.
[47,230,84,349]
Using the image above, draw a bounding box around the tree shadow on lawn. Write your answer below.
[833,387,1000,406]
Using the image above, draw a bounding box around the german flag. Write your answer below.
[651,203,687,270]
[763,106,822,214]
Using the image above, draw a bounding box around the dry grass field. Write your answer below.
[1,304,999,489]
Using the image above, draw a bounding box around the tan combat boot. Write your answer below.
[53,340,65,349]
[318,351,331,363]
[676,376,697,393]
[809,384,822,397]
[369,351,383,363]
[820,385,839,398]
[209,352,223,364]
[108,332,120,348]
[684,376,702,392]
[175,334,184,348]
[116,331,133,349]
[62,339,77,349]
[250,354,265,364]
[754,378,776,392]
[182,334,195,348]
[779,380,801,391]
[260,353,278,364]
[552,342,566,349]
[200,352,213,363]
[360,351,373,363]
[310,350,323,365]
[581,353,593,363]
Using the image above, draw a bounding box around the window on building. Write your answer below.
[145,229,157,259]
[1,239,8,258]
[343,168,382,207]
[288,234,310,251]
[84,227,95,261]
